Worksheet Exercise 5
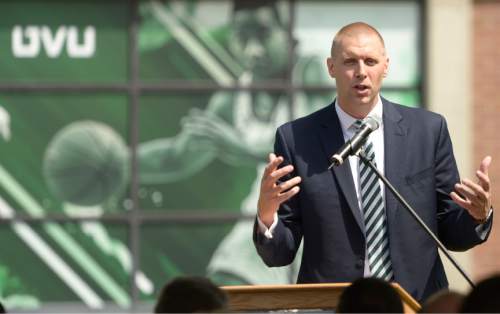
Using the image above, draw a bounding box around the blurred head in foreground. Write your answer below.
[461,274,500,313]
[337,277,403,313]
[154,276,228,313]
[419,289,464,313]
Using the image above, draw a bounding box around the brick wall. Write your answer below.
[473,0,500,280]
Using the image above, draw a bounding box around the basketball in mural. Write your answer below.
[43,120,129,206]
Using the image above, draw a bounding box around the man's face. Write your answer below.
[229,6,288,80]
[326,32,388,113]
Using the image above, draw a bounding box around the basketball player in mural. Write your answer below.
[43,0,327,290]
[140,0,330,285]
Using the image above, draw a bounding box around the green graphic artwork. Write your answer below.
[0,0,421,311]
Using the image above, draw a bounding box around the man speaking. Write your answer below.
[253,22,493,302]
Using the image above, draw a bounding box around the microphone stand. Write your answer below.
[357,149,476,289]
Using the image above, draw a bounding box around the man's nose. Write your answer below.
[354,61,367,79]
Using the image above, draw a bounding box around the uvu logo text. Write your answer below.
[12,26,96,58]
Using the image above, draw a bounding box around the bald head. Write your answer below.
[330,22,386,59]
[325,21,389,118]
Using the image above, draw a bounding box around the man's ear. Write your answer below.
[383,57,389,77]
[326,57,335,78]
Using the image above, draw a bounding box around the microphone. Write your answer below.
[328,117,380,168]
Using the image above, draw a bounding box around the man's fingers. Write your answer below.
[269,153,276,163]
[479,156,492,176]
[451,190,486,221]
[263,165,294,189]
[263,154,283,177]
[461,179,489,199]
[453,180,491,218]
[476,155,491,192]
[271,165,294,180]
[476,170,491,192]
[450,191,471,209]
[459,179,491,211]
[454,182,480,203]
[275,176,302,192]
[277,186,300,204]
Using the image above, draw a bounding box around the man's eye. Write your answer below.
[344,59,356,65]
[365,59,377,66]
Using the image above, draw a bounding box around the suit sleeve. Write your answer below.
[435,117,492,251]
[253,127,303,267]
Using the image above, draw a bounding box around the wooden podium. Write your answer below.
[222,283,421,313]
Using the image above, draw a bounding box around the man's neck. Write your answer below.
[336,96,379,119]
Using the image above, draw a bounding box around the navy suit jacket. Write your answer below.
[253,98,492,302]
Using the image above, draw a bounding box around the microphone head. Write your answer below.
[364,116,380,131]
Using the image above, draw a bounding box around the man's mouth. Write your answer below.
[354,84,369,91]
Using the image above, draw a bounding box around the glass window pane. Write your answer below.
[294,1,420,87]
[138,91,291,211]
[140,221,299,302]
[139,0,291,85]
[0,1,129,83]
[0,94,130,216]
[0,223,129,311]
[381,89,421,108]
[293,89,336,118]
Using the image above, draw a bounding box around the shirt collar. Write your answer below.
[334,96,384,133]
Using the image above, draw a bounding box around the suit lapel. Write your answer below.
[382,98,407,224]
[317,103,364,231]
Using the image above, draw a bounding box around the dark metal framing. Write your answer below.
[0,0,425,311]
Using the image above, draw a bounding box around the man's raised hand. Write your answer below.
[257,153,301,227]
[451,156,492,223]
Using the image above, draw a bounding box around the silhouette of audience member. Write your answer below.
[154,276,228,313]
[336,277,403,313]
[461,274,500,313]
[419,289,464,313]
[0,301,5,313]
